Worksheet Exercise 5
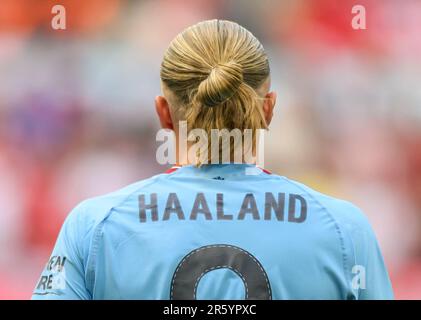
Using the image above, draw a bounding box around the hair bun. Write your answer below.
[195,60,243,107]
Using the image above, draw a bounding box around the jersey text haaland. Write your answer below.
[139,192,307,223]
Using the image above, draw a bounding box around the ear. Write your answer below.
[262,91,277,126]
[155,95,174,130]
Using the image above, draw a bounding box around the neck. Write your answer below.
[174,141,262,167]
[172,122,266,166]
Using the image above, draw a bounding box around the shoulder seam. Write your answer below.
[280,177,354,297]
[84,173,168,297]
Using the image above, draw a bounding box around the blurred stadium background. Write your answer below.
[0,0,421,299]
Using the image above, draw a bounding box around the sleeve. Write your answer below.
[345,205,394,300]
[31,202,92,300]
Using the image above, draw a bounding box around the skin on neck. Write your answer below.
[155,77,277,166]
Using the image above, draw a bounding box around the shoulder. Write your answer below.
[278,176,374,235]
[63,172,169,240]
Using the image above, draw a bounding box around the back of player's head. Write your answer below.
[160,19,272,163]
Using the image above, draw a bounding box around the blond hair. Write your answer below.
[160,19,270,164]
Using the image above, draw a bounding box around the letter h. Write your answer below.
[139,193,158,222]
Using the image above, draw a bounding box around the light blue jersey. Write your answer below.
[32,164,393,300]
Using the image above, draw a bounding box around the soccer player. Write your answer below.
[32,20,393,300]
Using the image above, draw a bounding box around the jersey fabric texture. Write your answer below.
[32,164,393,300]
